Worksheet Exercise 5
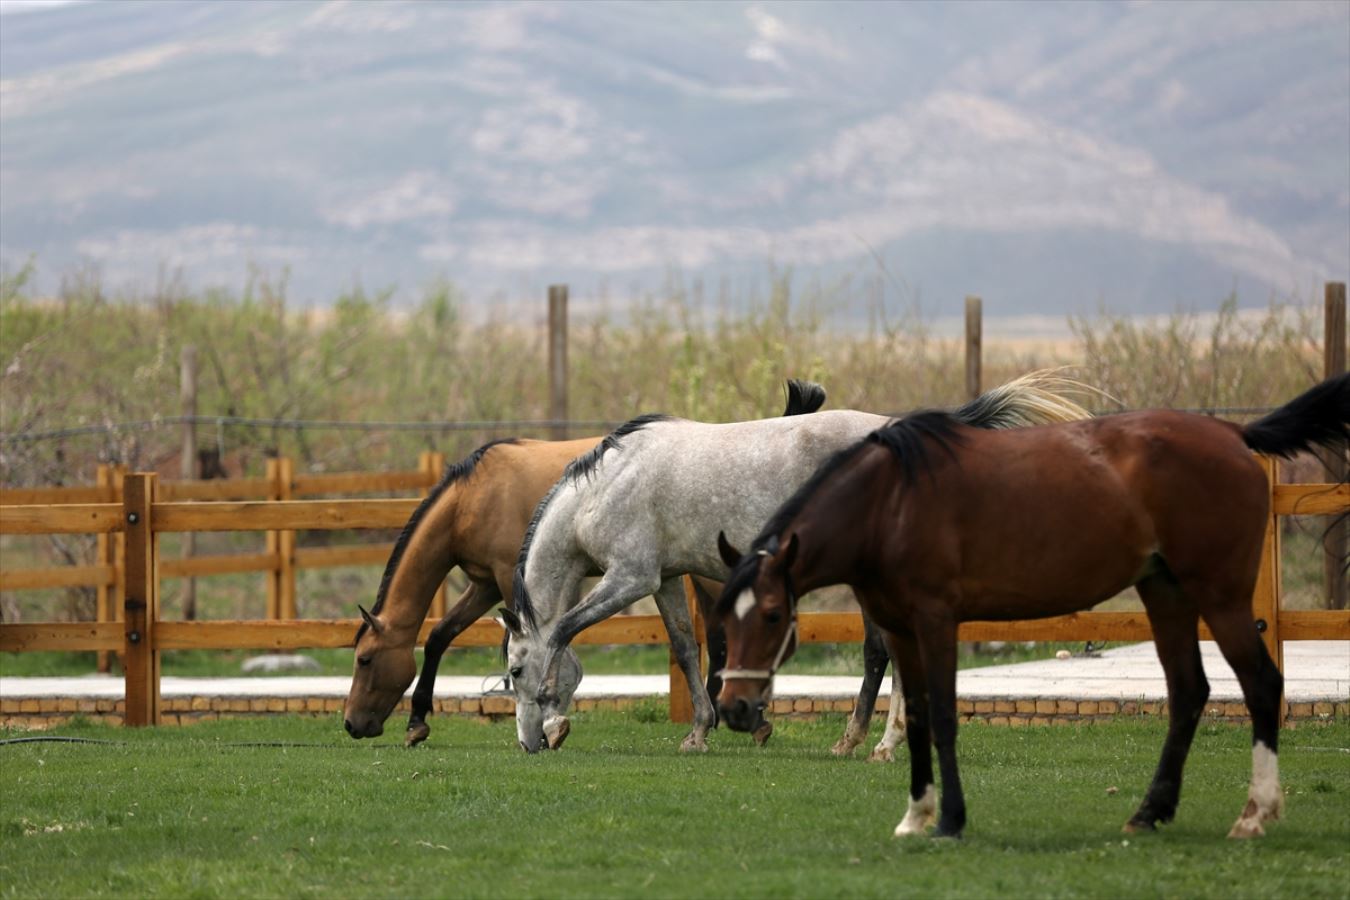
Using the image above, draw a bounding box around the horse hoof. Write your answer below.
[404,722,430,747]
[867,745,895,763]
[543,715,571,750]
[752,722,774,747]
[680,734,709,753]
[1122,819,1156,835]
[1227,817,1266,839]
[830,738,858,757]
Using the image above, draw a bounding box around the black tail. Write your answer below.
[783,379,827,417]
[1241,373,1350,459]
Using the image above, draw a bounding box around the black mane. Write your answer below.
[514,413,673,626]
[564,413,673,483]
[717,411,965,616]
[354,438,519,644]
[865,409,965,484]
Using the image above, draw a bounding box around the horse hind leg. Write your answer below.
[832,609,888,758]
[869,673,906,764]
[1124,572,1209,833]
[1199,590,1284,838]
[654,576,717,753]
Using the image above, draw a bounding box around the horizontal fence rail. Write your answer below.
[2,455,1348,727]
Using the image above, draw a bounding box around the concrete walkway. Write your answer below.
[3,641,1347,704]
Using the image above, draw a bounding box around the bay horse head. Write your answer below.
[713,530,799,733]
[343,605,417,739]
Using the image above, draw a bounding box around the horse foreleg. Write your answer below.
[1125,576,1207,832]
[536,567,662,733]
[879,624,938,837]
[833,610,887,758]
[406,580,500,747]
[915,611,965,839]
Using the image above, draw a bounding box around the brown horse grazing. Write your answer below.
[716,374,1349,840]
[344,435,595,742]
[345,380,883,745]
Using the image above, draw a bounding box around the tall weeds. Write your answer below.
[2,268,1338,620]
[1,272,1329,487]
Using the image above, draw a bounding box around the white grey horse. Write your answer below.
[500,372,1094,753]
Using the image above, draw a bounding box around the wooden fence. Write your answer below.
[0,452,453,630]
[1,457,1348,727]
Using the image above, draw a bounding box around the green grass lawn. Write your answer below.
[2,713,1346,899]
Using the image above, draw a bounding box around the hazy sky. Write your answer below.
[2,1,1347,317]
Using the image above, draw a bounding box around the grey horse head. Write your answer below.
[499,607,582,752]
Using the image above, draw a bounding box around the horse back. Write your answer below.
[886,411,1268,616]
[454,437,600,586]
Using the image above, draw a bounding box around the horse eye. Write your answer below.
[510,666,523,679]
[764,608,783,626]
[357,656,372,667]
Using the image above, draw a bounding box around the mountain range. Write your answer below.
[2,0,1347,319]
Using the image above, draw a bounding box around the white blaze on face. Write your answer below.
[733,588,756,621]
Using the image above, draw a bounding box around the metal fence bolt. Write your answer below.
[127,512,139,524]
[1255,619,1268,633]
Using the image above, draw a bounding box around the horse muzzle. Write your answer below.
[718,695,768,733]
[344,717,383,740]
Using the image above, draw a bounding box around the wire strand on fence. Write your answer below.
[0,408,1282,445]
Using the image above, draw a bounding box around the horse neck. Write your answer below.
[521,483,587,631]
[379,481,468,633]
[783,452,887,595]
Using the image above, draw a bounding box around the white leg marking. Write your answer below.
[831,717,867,757]
[733,589,755,621]
[869,684,905,763]
[893,784,937,837]
[1228,740,1283,839]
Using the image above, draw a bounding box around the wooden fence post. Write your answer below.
[122,473,159,726]
[965,295,982,401]
[180,345,198,620]
[963,295,983,657]
[1324,282,1347,610]
[95,464,115,674]
[420,451,448,620]
[265,457,297,619]
[548,284,568,440]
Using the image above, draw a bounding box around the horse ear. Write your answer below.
[357,604,384,634]
[497,607,523,636]
[782,533,799,569]
[717,531,742,568]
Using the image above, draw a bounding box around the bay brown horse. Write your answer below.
[716,374,1349,840]
[344,380,900,745]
